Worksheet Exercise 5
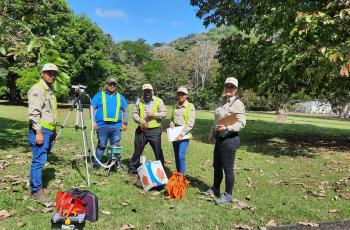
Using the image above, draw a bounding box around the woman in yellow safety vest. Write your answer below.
[169,87,195,176]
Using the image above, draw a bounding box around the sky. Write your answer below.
[67,0,213,44]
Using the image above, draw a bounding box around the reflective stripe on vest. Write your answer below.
[39,121,56,131]
[172,102,193,138]
[35,82,57,131]
[140,97,160,128]
[102,91,121,122]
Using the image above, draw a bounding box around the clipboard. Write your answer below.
[218,114,237,126]
[166,126,189,142]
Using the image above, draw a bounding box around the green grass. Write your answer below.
[0,105,350,229]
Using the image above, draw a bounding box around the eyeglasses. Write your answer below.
[224,84,236,89]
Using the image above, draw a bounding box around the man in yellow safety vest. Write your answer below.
[91,78,128,169]
[28,63,58,202]
[128,84,167,175]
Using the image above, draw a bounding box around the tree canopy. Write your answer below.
[191,0,350,112]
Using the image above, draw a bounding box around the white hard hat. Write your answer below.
[224,77,238,88]
[142,84,153,91]
[177,87,188,95]
[42,63,58,72]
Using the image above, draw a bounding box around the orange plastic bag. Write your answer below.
[166,172,190,200]
[56,191,85,217]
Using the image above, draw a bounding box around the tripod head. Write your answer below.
[71,84,87,98]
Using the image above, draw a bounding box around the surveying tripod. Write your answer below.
[55,93,91,187]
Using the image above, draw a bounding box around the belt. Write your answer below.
[216,131,239,140]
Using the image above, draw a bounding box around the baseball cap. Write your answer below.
[106,78,117,84]
[142,84,153,91]
[224,77,238,88]
[177,87,188,95]
[42,63,58,72]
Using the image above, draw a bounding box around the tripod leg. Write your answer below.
[56,99,77,142]
[75,104,80,130]
[78,98,91,187]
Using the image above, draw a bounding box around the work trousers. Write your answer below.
[129,127,164,173]
[212,134,240,195]
[172,139,190,175]
[28,127,54,193]
[93,126,121,169]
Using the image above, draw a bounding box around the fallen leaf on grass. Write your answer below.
[151,191,161,196]
[164,160,173,165]
[232,199,256,212]
[234,224,253,230]
[266,219,277,227]
[339,194,350,200]
[245,177,255,189]
[198,196,213,201]
[119,200,130,206]
[16,219,26,227]
[101,210,111,215]
[42,207,54,213]
[311,190,326,198]
[120,224,135,230]
[328,209,339,213]
[27,206,38,212]
[270,179,289,185]
[41,201,54,208]
[0,210,11,220]
[297,222,319,227]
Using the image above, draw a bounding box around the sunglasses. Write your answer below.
[224,84,236,89]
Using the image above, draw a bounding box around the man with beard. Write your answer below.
[128,84,167,175]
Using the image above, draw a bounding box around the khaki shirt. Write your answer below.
[209,96,246,138]
[170,100,196,136]
[28,79,56,130]
[132,96,167,127]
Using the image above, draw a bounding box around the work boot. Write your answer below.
[203,188,220,198]
[31,189,51,203]
[215,192,232,205]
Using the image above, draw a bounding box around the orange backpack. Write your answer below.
[166,172,190,199]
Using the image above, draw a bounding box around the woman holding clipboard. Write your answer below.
[206,77,246,205]
[169,87,196,176]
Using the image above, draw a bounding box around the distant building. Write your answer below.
[292,101,334,115]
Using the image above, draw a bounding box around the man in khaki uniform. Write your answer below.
[28,63,58,202]
[128,84,167,175]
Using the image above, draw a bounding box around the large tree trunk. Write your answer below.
[276,104,285,115]
[7,72,23,104]
[276,103,287,123]
[338,104,349,119]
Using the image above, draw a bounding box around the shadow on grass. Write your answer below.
[42,167,56,188]
[0,117,30,151]
[192,118,350,158]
